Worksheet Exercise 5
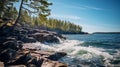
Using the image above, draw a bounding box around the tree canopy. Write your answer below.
[0,0,52,26]
[0,0,18,19]
[0,0,82,34]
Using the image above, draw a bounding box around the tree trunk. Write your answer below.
[14,0,24,26]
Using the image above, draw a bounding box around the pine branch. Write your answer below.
[22,7,39,13]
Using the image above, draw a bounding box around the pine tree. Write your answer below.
[0,0,19,18]
[14,0,52,26]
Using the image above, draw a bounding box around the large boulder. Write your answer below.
[19,29,28,35]
[7,49,42,67]
[17,34,37,43]
[28,29,40,34]
[30,33,61,43]
[47,52,67,61]
[44,34,60,43]
[29,33,45,43]
[26,57,39,67]
[39,30,50,33]
[28,29,66,43]
[0,49,16,63]
[22,37,37,43]
[2,40,22,50]
[7,53,32,65]
[0,37,17,47]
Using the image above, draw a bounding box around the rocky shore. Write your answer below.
[0,25,67,67]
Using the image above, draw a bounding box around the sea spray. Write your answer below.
[55,40,83,52]
[55,40,113,66]
[23,39,117,66]
[56,36,64,43]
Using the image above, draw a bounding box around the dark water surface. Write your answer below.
[61,34,120,67]
[65,34,120,49]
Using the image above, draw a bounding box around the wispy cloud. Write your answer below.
[57,2,104,11]
[69,6,87,10]
[69,5,104,11]
[84,6,103,10]
[50,14,81,20]
[53,1,104,11]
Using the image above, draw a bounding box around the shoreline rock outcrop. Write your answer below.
[0,25,68,67]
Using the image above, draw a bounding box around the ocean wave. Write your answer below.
[23,39,118,66]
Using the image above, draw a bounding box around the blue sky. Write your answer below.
[49,0,120,33]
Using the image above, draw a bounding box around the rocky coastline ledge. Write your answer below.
[0,25,67,67]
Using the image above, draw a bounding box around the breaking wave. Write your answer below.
[23,39,119,67]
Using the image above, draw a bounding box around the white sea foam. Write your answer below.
[24,39,114,66]
[54,40,83,52]
[30,40,82,51]
[29,39,113,60]
[33,42,56,50]
[56,36,63,43]
[70,46,113,59]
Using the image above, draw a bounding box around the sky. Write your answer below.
[48,0,120,33]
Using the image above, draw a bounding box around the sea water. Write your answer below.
[29,34,120,67]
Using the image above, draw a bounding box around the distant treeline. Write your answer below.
[47,18,82,34]
[93,32,120,34]
[19,10,83,34]
[33,17,82,34]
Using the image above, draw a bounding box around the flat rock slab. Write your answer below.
[22,43,67,62]
[0,62,4,67]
